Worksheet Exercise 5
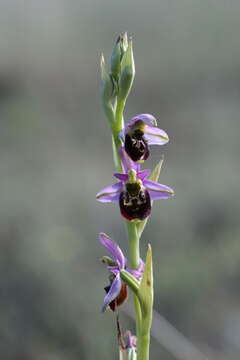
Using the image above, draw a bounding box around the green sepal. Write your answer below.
[118,39,135,103]
[100,256,116,267]
[137,157,164,237]
[137,245,153,333]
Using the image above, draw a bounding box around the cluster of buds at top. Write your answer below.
[100,33,135,123]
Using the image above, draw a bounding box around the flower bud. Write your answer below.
[110,37,122,81]
[111,33,129,82]
[100,54,114,102]
[121,32,128,54]
[118,39,135,102]
[100,54,115,124]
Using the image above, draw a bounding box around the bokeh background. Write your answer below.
[1,1,240,359]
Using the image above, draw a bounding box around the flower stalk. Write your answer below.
[126,221,142,340]
[97,34,174,360]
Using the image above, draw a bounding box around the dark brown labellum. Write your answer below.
[119,186,151,221]
[124,130,149,162]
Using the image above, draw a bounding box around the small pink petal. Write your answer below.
[137,169,151,180]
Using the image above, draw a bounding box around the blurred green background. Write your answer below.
[1,1,240,359]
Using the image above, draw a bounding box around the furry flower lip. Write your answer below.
[96,148,174,221]
[99,233,144,312]
[119,114,169,162]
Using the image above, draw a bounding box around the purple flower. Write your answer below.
[124,331,137,349]
[119,330,137,352]
[119,114,169,162]
[99,233,144,312]
[96,148,174,221]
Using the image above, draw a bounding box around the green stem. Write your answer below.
[112,134,122,172]
[111,97,125,172]
[133,296,142,340]
[137,306,152,360]
[126,222,142,342]
[115,97,125,134]
[137,333,150,360]
[127,222,152,360]
[127,222,139,269]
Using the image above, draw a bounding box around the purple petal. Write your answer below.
[124,331,137,349]
[96,182,122,203]
[99,233,126,269]
[119,146,140,173]
[143,179,174,199]
[127,259,145,280]
[127,269,142,280]
[107,266,119,276]
[148,190,174,200]
[137,169,151,180]
[101,273,121,312]
[144,179,174,193]
[138,258,145,274]
[128,114,157,128]
[114,173,128,182]
[144,125,169,145]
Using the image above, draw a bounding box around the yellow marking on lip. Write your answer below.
[129,120,146,133]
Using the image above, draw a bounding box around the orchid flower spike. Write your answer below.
[119,114,169,162]
[99,233,144,312]
[96,148,174,221]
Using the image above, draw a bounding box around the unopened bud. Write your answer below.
[100,54,114,102]
[111,33,129,92]
[110,38,122,81]
[118,39,135,102]
[100,54,115,124]
[121,32,128,54]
